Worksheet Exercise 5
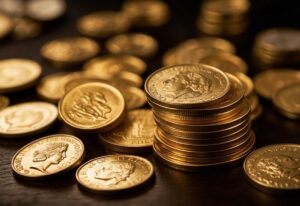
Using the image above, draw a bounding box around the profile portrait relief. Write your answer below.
[94,161,135,186]
[30,142,69,173]
[161,72,211,100]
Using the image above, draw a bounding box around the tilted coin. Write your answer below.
[12,17,42,40]
[77,11,130,38]
[106,33,158,59]
[0,102,58,138]
[0,95,9,110]
[58,82,126,132]
[0,58,42,94]
[100,109,155,154]
[244,144,300,193]
[76,155,154,194]
[234,72,253,97]
[0,12,13,39]
[0,0,25,17]
[12,134,85,180]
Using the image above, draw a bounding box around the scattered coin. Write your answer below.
[0,0,26,17]
[0,95,9,110]
[12,17,42,40]
[0,12,13,39]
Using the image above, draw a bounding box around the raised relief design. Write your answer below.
[30,142,69,173]
[69,91,112,121]
[94,161,135,185]
[161,72,211,100]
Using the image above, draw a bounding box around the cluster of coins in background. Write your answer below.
[0,0,299,195]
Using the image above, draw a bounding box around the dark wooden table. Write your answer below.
[0,0,300,205]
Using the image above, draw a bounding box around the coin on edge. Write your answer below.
[0,102,58,138]
[12,134,85,180]
[0,95,9,110]
[58,82,126,133]
[76,155,154,194]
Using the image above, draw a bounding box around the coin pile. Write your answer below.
[145,64,255,171]
[197,0,250,36]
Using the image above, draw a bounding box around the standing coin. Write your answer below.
[0,12,13,39]
[0,95,9,110]
[12,134,85,180]
[0,102,58,138]
[76,155,154,194]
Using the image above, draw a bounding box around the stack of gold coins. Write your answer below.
[197,0,250,36]
[145,64,255,171]
[253,28,300,68]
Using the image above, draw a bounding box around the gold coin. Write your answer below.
[234,72,253,97]
[76,155,154,194]
[246,93,259,113]
[58,82,126,132]
[0,58,42,94]
[244,144,300,193]
[162,47,177,66]
[12,134,85,180]
[100,109,155,154]
[0,0,26,17]
[77,11,130,38]
[0,102,58,138]
[83,55,146,75]
[145,64,231,108]
[12,17,42,40]
[41,37,100,68]
[0,95,9,110]
[254,69,300,99]
[106,33,158,59]
[0,12,13,39]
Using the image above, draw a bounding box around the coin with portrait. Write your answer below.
[76,155,154,194]
[0,102,58,138]
[12,134,85,180]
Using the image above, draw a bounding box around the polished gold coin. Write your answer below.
[12,134,84,180]
[12,17,42,40]
[254,69,300,99]
[0,102,58,138]
[59,82,126,132]
[76,155,154,194]
[0,12,13,39]
[244,144,300,193]
[145,64,230,108]
[77,11,130,38]
[0,95,9,110]
[106,33,158,59]
[100,109,155,154]
[41,37,100,68]
[0,58,42,94]
[234,72,253,97]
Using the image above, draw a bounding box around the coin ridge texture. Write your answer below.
[12,134,85,180]
[76,155,154,193]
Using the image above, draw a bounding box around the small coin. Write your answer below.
[100,109,155,154]
[12,17,42,40]
[26,0,66,21]
[0,95,9,110]
[59,82,126,132]
[106,33,158,59]
[0,102,58,138]
[0,58,42,94]
[234,72,253,97]
[76,155,154,194]
[244,144,300,193]
[0,12,13,39]
[77,11,130,38]
[12,134,85,180]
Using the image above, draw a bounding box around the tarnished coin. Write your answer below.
[0,95,9,110]
[145,64,230,108]
[254,69,300,99]
[12,17,42,40]
[0,102,58,138]
[58,82,126,132]
[106,33,158,59]
[76,155,154,194]
[0,12,13,39]
[244,144,300,193]
[41,37,100,68]
[100,109,155,154]
[234,72,253,97]
[26,0,66,21]
[12,134,84,180]
[0,58,42,94]
[77,11,130,38]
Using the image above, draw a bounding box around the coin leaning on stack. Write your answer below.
[145,64,255,171]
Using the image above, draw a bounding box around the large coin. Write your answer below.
[76,155,154,194]
[0,59,42,94]
[244,144,300,193]
[0,102,58,138]
[0,12,13,39]
[58,82,126,132]
[0,95,9,110]
[100,109,155,154]
[12,134,84,180]
[145,64,230,108]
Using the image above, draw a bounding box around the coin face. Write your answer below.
[0,95,9,110]
[244,144,300,193]
[145,64,230,108]
[0,59,42,93]
[76,155,154,193]
[0,12,13,38]
[100,110,155,153]
[12,134,84,180]
[59,82,126,132]
[0,102,58,138]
